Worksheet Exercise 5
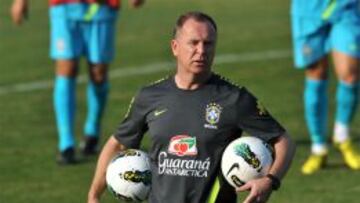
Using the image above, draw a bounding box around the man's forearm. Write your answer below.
[88,136,126,201]
[269,133,296,180]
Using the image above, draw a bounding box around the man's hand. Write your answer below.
[129,0,145,8]
[11,0,28,25]
[236,177,273,203]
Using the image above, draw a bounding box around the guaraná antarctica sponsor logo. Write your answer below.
[158,152,211,178]
[204,103,222,129]
[168,135,198,156]
[158,135,211,178]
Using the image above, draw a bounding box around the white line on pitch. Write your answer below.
[0,49,291,95]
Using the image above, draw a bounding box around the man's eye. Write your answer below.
[189,40,198,45]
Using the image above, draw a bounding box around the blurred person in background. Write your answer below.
[11,0,145,165]
[290,0,360,175]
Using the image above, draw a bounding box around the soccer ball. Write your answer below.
[106,149,151,202]
[221,136,273,188]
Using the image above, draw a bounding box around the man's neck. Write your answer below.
[174,71,212,90]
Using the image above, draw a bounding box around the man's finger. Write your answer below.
[242,191,257,203]
[236,183,251,192]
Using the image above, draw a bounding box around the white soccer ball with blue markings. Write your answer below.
[106,149,151,202]
[221,136,273,188]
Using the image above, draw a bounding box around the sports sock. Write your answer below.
[84,80,109,138]
[333,122,349,143]
[53,76,76,151]
[304,78,328,154]
[334,81,359,142]
[311,143,328,155]
[335,81,358,125]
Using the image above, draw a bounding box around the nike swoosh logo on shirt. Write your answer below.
[154,109,167,117]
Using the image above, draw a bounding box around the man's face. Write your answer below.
[171,19,217,75]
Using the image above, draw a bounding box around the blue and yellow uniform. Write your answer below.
[291,0,360,174]
[50,2,118,63]
[50,0,120,161]
[291,0,360,68]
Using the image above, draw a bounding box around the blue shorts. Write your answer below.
[49,4,118,64]
[291,13,360,68]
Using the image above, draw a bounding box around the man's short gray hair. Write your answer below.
[172,11,217,38]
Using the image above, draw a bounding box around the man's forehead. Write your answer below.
[183,18,213,27]
[177,19,216,38]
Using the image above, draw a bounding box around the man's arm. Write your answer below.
[88,136,126,203]
[236,133,296,203]
[11,0,29,25]
[267,133,296,180]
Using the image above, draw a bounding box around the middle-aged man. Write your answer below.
[87,11,296,203]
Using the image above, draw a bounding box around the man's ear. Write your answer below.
[171,39,178,57]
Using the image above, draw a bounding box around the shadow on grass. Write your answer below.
[294,136,360,146]
[322,162,347,170]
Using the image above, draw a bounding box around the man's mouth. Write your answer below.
[193,60,206,65]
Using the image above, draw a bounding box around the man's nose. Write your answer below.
[196,43,205,54]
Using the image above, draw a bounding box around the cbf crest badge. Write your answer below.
[204,103,222,129]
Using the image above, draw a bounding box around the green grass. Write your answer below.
[1,0,360,202]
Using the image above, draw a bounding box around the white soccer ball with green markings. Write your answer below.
[221,136,273,188]
[106,149,151,202]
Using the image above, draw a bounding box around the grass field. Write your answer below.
[1,0,360,202]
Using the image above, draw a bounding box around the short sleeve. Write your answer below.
[236,88,285,142]
[114,90,149,148]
